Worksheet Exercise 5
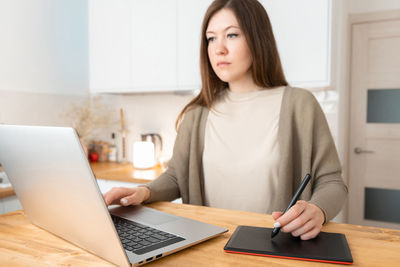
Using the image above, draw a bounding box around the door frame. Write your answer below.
[344,9,400,224]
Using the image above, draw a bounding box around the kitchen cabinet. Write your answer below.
[130,0,177,92]
[90,0,198,94]
[90,0,332,93]
[89,0,132,91]
[261,0,331,87]
[178,0,332,88]
[176,0,213,90]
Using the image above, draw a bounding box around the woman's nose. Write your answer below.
[215,41,227,55]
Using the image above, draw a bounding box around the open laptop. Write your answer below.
[0,125,228,266]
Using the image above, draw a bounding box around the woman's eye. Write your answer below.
[227,33,238,39]
[207,36,215,42]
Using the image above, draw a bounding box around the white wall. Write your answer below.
[0,0,89,135]
[0,91,88,126]
[331,0,350,160]
[0,0,88,95]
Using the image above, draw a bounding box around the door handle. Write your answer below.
[354,147,374,154]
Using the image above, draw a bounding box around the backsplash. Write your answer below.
[113,89,339,161]
[114,93,193,162]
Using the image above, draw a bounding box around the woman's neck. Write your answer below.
[228,72,263,93]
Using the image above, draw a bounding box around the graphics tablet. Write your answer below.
[224,226,353,265]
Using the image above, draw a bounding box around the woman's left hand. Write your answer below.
[272,200,325,240]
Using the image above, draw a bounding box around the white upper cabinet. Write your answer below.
[130,0,177,92]
[261,0,331,87]
[90,0,189,94]
[89,0,132,91]
[89,0,332,93]
[177,0,213,90]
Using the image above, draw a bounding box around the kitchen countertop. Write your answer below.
[0,187,15,199]
[0,162,163,199]
[90,161,163,183]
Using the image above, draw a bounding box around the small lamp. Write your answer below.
[133,141,155,169]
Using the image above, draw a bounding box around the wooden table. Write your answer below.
[1,202,400,266]
[0,162,161,199]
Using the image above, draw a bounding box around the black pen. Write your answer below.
[271,173,312,239]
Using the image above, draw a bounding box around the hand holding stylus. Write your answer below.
[272,201,325,240]
[271,174,325,240]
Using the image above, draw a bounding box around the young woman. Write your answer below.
[103,0,347,240]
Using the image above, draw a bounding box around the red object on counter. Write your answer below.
[89,152,99,162]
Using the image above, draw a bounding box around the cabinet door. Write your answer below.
[261,0,331,87]
[177,0,213,90]
[130,0,177,92]
[89,0,132,93]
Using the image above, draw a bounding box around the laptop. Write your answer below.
[0,125,228,266]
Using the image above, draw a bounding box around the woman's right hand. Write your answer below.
[103,186,150,206]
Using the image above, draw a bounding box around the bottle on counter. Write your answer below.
[108,133,118,162]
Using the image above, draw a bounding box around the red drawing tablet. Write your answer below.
[224,226,353,265]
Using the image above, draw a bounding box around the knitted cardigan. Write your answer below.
[143,86,348,222]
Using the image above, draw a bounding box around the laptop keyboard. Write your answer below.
[111,215,185,255]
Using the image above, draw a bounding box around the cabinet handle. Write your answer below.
[354,147,374,154]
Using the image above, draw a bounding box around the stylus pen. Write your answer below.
[271,173,312,239]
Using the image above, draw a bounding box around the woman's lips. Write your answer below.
[217,61,230,67]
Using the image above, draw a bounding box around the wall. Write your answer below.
[0,0,89,134]
[0,91,89,126]
[0,0,88,95]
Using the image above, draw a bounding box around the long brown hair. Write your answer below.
[175,0,288,129]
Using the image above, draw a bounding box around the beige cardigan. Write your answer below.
[143,86,348,222]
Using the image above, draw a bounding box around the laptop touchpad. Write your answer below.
[110,205,178,225]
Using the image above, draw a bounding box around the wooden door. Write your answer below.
[349,17,400,229]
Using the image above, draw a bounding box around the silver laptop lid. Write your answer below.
[0,125,130,267]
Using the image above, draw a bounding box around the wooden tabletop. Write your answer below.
[0,162,161,199]
[1,202,400,266]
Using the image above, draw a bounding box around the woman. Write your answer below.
[103,0,347,240]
